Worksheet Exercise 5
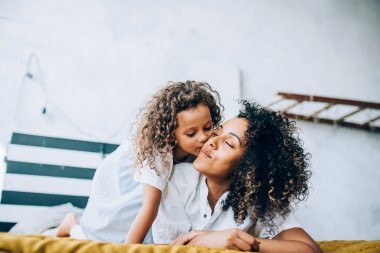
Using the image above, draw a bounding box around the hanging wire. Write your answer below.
[14,54,131,142]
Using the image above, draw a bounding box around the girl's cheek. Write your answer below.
[205,134,212,141]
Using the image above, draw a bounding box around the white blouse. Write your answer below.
[153,163,301,244]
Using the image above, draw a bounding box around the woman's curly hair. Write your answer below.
[223,101,311,234]
[134,80,223,173]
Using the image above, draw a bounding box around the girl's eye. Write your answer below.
[204,126,212,131]
[186,133,195,137]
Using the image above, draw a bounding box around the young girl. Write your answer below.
[55,81,223,244]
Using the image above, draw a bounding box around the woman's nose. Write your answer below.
[208,137,217,149]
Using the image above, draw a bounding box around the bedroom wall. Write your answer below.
[0,0,379,240]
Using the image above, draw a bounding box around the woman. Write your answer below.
[154,101,321,253]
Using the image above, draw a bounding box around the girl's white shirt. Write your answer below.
[134,149,173,192]
[79,140,174,243]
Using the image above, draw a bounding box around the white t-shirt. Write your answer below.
[79,140,174,243]
[153,163,301,244]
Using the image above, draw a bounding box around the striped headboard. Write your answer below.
[0,132,119,232]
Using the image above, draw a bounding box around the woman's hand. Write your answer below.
[171,230,210,246]
[174,228,259,252]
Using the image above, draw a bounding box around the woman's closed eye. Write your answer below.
[225,139,234,148]
[210,133,234,148]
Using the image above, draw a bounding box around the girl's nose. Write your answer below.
[198,132,209,143]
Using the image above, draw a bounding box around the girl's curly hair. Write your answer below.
[223,101,311,233]
[134,81,223,173]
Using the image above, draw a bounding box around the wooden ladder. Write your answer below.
[267,92,380,133]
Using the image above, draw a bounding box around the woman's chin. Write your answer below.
[193,157,207,173]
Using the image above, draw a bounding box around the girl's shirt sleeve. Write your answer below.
[133,154,173,192]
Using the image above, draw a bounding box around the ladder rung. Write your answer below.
[335,107,365,122]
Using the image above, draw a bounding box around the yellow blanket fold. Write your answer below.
[318,240,380,253]
[0,233,248,253]
[1,233,380,253]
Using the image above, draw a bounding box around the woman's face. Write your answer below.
[193,117,248,182]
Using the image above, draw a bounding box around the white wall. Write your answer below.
[0,0,379,240]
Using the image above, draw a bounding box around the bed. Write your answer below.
[0,132,119,232]
[1,133,379,253]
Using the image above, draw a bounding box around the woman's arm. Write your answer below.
[256,227,322,253]
[176,228,321,253]
[124,184,161,244]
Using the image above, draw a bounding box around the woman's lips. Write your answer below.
[201,149,212,159]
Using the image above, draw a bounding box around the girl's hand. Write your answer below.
[171,230,210,246]
[184,228,259,251]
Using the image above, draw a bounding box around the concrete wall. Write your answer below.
[1,0,379,240]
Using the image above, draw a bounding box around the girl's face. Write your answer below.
[193,117,248,183]
[173,104,213,159]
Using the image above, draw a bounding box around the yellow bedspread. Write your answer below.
[0,233,379,253]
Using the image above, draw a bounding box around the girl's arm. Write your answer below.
[124,184,161,244]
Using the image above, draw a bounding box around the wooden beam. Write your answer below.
[283,112,380,133]
[278,92,380,109]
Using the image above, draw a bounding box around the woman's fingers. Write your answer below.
[224,245,241,251]
[236,229,257,245]
[170,238,178,245]
[227,229,258,251]
[171,231,200,245]
[231,237,253,251]
[171,236,188,245]
[173,229,257,251]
